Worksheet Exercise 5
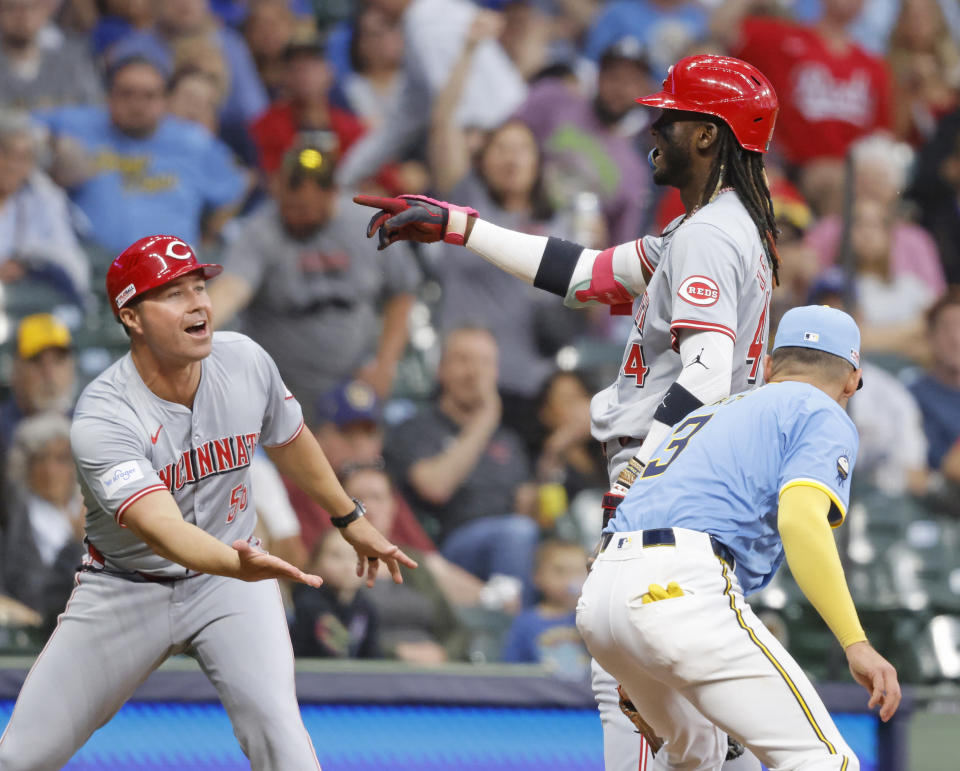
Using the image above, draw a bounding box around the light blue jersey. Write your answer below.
[607,381,859,594]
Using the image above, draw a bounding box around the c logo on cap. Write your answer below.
[165,240,192,260]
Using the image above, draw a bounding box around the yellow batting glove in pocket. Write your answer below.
[640,581,685,604]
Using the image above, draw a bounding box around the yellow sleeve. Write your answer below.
[778,484,867,649]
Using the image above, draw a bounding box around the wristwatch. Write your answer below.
[330,498,365,529]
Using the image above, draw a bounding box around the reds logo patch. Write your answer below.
[677,276,720,307]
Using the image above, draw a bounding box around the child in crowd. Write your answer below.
[500,540,591,679]
[289,529,380,659]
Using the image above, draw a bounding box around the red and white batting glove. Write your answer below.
[354,194,478,250]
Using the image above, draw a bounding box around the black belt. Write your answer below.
[599,527,736,570]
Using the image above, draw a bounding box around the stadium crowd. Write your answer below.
[0,0,959,684]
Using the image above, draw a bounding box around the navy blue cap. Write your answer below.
[806,267,857,307]
[774,305,861,370]
[315,380,380,428]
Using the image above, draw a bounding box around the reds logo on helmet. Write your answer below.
[677,276,720,307]
[106,234,223,318]
[165,239,193,260]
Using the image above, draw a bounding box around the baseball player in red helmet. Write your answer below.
[357,55,780,769]
[0,235,416,770]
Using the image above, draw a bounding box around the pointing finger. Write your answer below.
[353,194,405,213]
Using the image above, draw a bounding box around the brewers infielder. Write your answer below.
[578,305,901,769]
[0,235,415,771]
[357,55,778,770]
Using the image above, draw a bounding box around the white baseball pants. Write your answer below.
[577,528,857,770]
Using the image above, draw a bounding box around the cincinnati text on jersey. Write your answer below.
[157,432,261,492]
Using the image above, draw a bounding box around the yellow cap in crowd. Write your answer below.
[17,313,72,360]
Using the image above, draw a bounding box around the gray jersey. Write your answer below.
[590,190,772,442]
[71,332,303,577]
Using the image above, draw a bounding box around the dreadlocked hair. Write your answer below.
[699,123,781,286]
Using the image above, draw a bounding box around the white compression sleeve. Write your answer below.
[465,219,648,300]
[465,218,552,284]
[630,331,734,468]
[675,330,735,405]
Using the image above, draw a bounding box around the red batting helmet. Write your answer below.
[635,55,779,153]
[106,235,222,318]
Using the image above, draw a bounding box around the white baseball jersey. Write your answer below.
[590,190,772,443]
[71,331,304,576]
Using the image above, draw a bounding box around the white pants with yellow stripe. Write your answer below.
[577,528,857,771]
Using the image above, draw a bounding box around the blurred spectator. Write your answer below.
[249,35,366,175]
[497,0,556,83]
[289,529,380,658]
[535,370,606,503]
[0,314,76,453]
[108,0,268,150]
[888,0,960,145]
[340,3,405,132]
[284,379,432,551]
[169,31,231,101]
[0,110,89,301]
[344,464,468,664]
[166,67,225,134]
[500,539,590,680]
[584,0,708,77]
[914,124,960,284]
[517,37,652,244]
[1,413,85,628]
[429,31,573,437]
[808,270,929,497]
[384,327,538,602]
[285,380,486,608]
[804,134,946,298]
[324,0,409,84]
[311,380,386,474]
[243,0,299,99]
[715,0,892,213]
[0,0,103,110]
[767,175,820,330]
[210,144,418,416]
[844,198,934,358]
[337,0,526,188]
[88,0,154,57]
[37,56,247,255]
[910,290,960,485]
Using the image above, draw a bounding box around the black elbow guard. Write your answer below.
[533,237,583,297]
[653,383,704,427]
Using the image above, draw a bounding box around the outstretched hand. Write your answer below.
[337,516,418,588]
[231,539,323,588]
[845,641,901,722]
[354,194,477,250]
